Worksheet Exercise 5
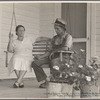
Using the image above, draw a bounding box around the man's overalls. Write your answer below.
[32,33,73,82]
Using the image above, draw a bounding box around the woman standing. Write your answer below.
[7,25,34,88]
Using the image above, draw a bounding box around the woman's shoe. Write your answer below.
[19,82,24,88]
[13,82,19,88]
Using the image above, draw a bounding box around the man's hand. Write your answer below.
[37,55,42,59]
[34,55,42,60]
[34,52,50,60]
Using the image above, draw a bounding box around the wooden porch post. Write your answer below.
[89,4,96,58]
[0,4,2,57]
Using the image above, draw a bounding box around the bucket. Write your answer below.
[72,88,80,98]
[80,84,99,98]
[46,82,73,98]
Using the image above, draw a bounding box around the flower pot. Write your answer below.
[80,84,99,98]
[46,82,73,98]
[72,88,80,98]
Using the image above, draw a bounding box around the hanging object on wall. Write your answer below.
[9,3,17,33]
[4,3,17,67]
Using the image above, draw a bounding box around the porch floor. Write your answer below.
[0,78,47,99]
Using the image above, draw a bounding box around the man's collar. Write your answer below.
[56,32,68,39]
[62,32,68,39]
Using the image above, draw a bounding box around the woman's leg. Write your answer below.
[14,70,20,79]
[17,70,27,83]
[13,70,20,88]
[13,70,26,88]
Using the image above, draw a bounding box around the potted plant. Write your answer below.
[79,56,100,98]
[47,50,75,98]
[47,49,100,98]
[70,49,100,98]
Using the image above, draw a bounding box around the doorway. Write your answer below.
[62,3,90,64]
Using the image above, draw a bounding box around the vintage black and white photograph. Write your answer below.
[0,1,99,99]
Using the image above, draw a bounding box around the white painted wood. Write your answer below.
[96,47,100,52]
[0,4,2,66]
[73,38,88,43]
[90,4,96,58]
[96,3,100,58]
[0,3,40,79]
[96,51,100,55]
[96,35,100,41]
[53,3,61,36]
[86,3,91,64]
[96,28,100,34]
[40,3,55,37]
[54,3,61,19]
[96,41,100,46]
[0,3,61,79]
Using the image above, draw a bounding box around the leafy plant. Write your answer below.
[50,49,100,90]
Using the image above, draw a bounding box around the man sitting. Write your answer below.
[32,18,73,88]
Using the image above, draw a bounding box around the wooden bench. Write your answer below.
[4,36,52,68]
[32,37,52,68]
[32,37,51,57]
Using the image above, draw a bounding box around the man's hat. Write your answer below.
[53,18,66,29]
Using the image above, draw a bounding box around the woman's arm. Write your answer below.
[7,33,14,52]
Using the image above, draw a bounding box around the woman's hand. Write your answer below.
[9,32,14,40]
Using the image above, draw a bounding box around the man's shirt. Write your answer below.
[50,33,73,51]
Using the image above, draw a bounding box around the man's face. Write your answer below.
[54,25,65,36]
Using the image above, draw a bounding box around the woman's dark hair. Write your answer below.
[16,25,25,35]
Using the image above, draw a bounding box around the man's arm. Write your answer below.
[35,38,53,60]
[37,52,50,60]
[62,34,73,50]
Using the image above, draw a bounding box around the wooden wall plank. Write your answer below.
[0,3,40,79]
[96,4,100,58]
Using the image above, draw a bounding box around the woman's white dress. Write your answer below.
[8,37,34,74]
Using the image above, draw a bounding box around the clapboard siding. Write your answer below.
[96,17,100,23]
[96,47,100,52]
[40,3,56,38]
[96,23,100,29]
[40,3,61,38]
[96,29,100,35]
[0,3,40,79]
[0,3,61,79]
[96,4,100,58]
[96,35,100,41]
